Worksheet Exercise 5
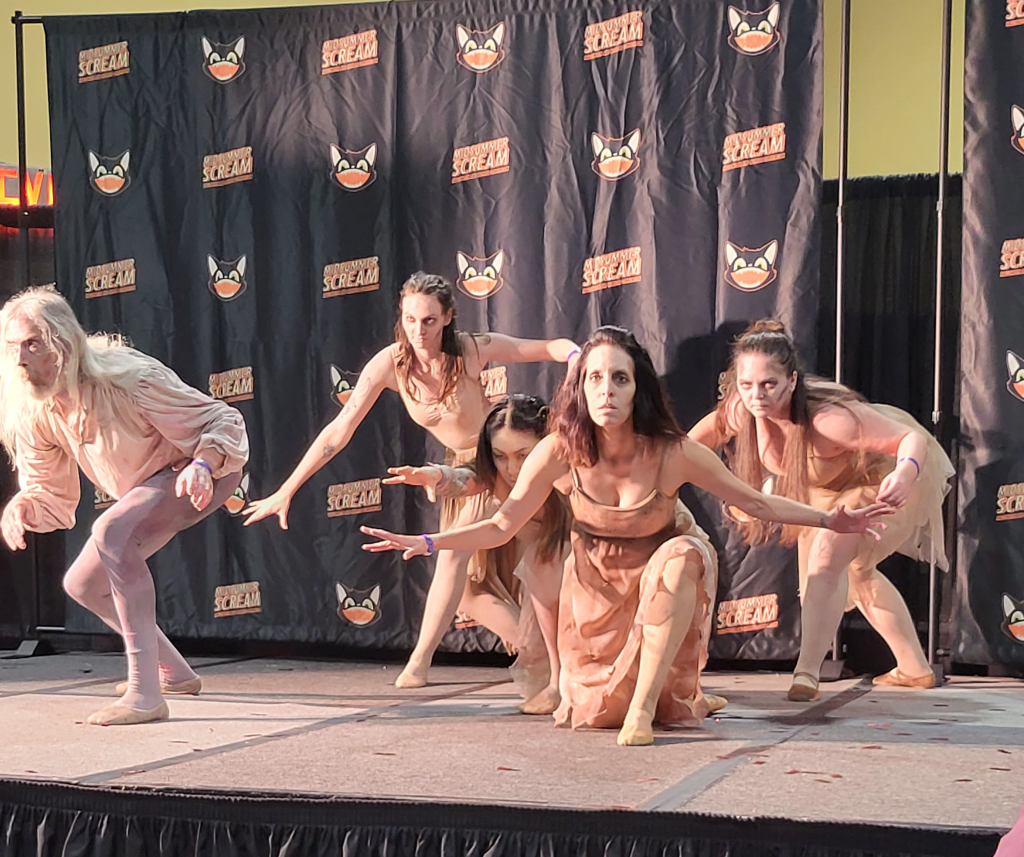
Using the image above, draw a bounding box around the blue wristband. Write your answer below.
[421,534,436,555]
[567,347,581,362]
[191,458,214,477]
[897,456,920,478]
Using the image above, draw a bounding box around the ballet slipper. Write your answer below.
[617,704,656,746]
[395,665,428,688]
[872,668,935,689]
[114,676,202,697]
[787,671,820,702]
[704,693,728,714]
[520,686,560,715]
[87,701,169,726]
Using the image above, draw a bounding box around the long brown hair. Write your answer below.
[550,326,684,468]
[392,272,466,405]
[476,394,568,564]
[716,319,864,545]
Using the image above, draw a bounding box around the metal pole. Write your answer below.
[835,0,851,386]
[928,0,953,669]
[14,10,31,289]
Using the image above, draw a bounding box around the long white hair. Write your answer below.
[0,285,148,458]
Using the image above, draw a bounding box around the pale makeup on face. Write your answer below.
[583,343,636,428]
[734,352,797,420]
[401,293,452,356]
[489,426,540,490]
[4,315,60,398]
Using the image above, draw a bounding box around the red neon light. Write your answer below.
[0,166,54,206]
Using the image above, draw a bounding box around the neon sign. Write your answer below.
[0,165,54,206]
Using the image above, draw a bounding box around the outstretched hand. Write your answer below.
[1,499,28,551]
[360,526,429,561]
[242,491,292,529]
[827,502,894,541]
[382,465,442,503]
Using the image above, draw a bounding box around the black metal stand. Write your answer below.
[926,0,953,687]
[822,0,852,682]
[4,10,46,660]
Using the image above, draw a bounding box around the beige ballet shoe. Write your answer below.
[114,676,202,697]
[616,707,655,746]
[87,701,170,726]
[872,668,936,689]
[787,671,820,702]
[394,666,428,689]
[704,693,728,714]
[520,686,560,715]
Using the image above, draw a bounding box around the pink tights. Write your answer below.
[62,467,240,710]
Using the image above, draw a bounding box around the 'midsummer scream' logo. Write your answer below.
[1009,2,1024,28]
[214,581,261,618]
[716,593,779,634]
[322,29,378,74]
[1000,238,1024,277]
[203,147,253,188]
[79,41,129,82]
[327,479,382,517]
[209,366,254,402]
[722,122,786,171]
[583,247,642,293]
[480,365,508,402]
[583,11,643,60]
[94,487,115,510]
[452,137,510,183]
[997,482,1024,521]
[85,258,136,299]
[323,256,380,298]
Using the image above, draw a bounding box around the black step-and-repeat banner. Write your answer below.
[955,0,1024,667]
[44,0,821,657]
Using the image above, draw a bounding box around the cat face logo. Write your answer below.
[223,473,251,516]
[591,130,641,180]
[727,4,782,55]
[336,583,381,627]
[1002,593,1024,643]
[207,255,247,301]
[330,143,377,191]
[330,365,357,407]
[1012,105,1024,156]
[456,23,506,73]
[724,240,779,291]
[202,36,246,82]
[1006,351,1024,401]
[88,150,130,196]
[456,250,505,299]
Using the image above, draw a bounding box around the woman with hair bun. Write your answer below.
[689,320,954,701]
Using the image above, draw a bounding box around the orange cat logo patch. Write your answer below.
[456,23,506,72]
[456,250,505,299]
[223,473,251,516]
[88,150,130,196]
[591,130,640,180]
[330,143,377,191]
[202,36,245,82]
[727,4,781,55]
[330,365,358,408]
[1002,593,1024,643]
[724,240,778,291]
[337,583,381,627]
[207,255,247,301]
[1007,351,1024,401]
[1012,105,1024,156]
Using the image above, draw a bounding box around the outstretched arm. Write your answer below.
[666,439,891,536]
[244,347,393,528]
[382,463,484,503]
[473,332,579,366]
[362,434,567,559]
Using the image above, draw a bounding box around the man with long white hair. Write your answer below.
[0,286,249,725]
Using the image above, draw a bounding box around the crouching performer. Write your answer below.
[0,287,248,725]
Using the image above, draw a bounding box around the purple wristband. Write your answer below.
[421,534,436,555]
[897,456,921,478]
[191,459,214,478]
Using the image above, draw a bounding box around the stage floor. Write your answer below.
[0,652,1019,833]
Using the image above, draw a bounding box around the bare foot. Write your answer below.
[395,663,428,688]
[616,707,655,746]
[521,685,560,715]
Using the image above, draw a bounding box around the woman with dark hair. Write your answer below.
[383,394,568,714]
[244,272,579,689]
[360,326,890,745]
[688,320,953,701]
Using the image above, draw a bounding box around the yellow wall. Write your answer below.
[1,0,965,178]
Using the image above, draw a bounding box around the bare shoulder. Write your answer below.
[460,332,486,374]
[362,345,399,392]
